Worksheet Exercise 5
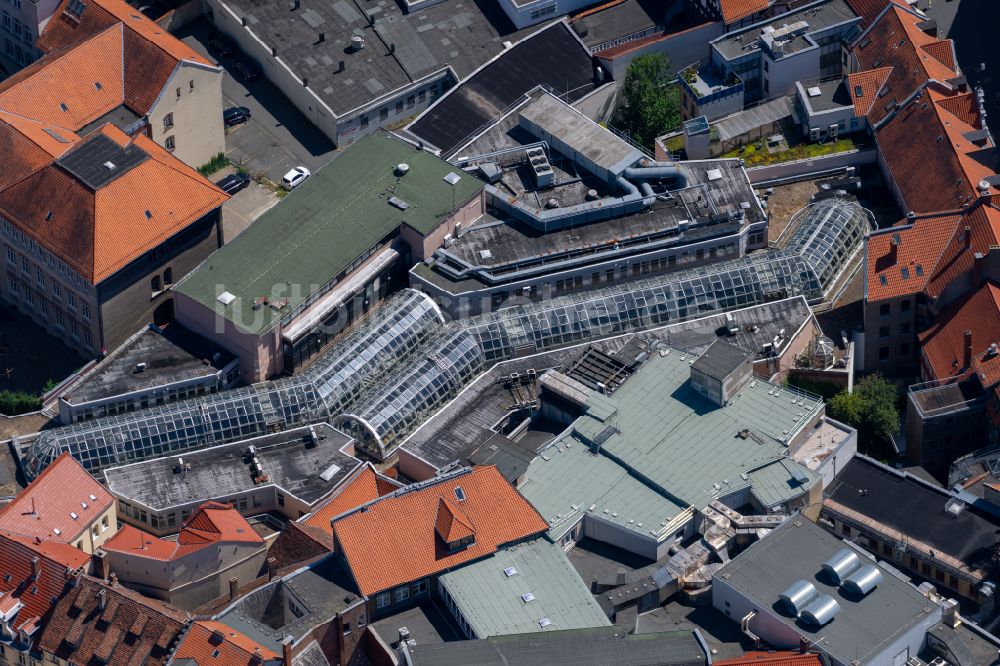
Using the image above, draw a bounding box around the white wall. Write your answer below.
[148,62,226,168]
[499,0,593,30]
[598,22,725,81]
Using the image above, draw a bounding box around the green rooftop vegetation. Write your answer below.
[722,137,859,166]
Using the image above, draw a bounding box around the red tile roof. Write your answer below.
[300,464,399,536]
[266,522,332,571]
[845,0,905,30]
[0,452,113,543]
[875,88,997,214]
[853,4,960,124]
[866,200,1000,303]
[174,621,279,666]
[715,652,824,666]
[0,128,227,284]
[434,497,476,543]
[919,281,1000,387]
[102,503,262,563]
[0,531,90,638]
[847,67,892,118]
[719,0,768,24]
[332,466,547,597]
[38,576,189,666]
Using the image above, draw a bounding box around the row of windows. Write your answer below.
[6,248,90,316]
[375,579,428,610]
[2,220,90,289]
[6,273,93,348]
[1,11,32,43]
[358,84,441,129]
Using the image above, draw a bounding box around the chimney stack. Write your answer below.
[229,577,239,600]
[980,179,992,200]
[974,252,985,286]
[338,60,345,74]
[318,32,324,43]
[267,557,278,581]
[281,636,294,666]
[98,588,107,611]
[965,225,972,247]
[31,556,41,580]
[964,330,973,369]
[109,572,118,586]
[93,550,110,580]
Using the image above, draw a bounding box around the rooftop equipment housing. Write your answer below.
[821,547,861,584]
[779,580,817,616]
[841,564,883,597]
[799,594,840,626]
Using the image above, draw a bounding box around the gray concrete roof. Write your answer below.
[712,0,858,61]
[216,0,542,117]
[716,518,941,665]
[104,423,360,510]
[690,339,750,381]
[64,325,235,405]
[437,539,610,637]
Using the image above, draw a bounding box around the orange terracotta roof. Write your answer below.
[924,202,1000,300]
[434,497,476,543]
[0,531,89,637]
[875,88,996,214]
[919,281,1000,387]
[922,39,956,71]
[865,213,960,301]
[0,129,227,284]
[845,0,901,30]
[719,0,768,24]
[853,5,960,124]
[332,466,547,597]
[715,652,823,666]
[570,0,628,22]
[0,452,113,543]
[0,25,124,130]
[300,465,399,535]
[175,621,279,666]
[847,67,892,117]
[102,503,262,562]
[0,116,65,191]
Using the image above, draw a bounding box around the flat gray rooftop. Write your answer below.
[572,0,662,49]
[713,0,858,61]
[801,78,852,112]
[690,339,750,381]
[518,94,642,174]
[104,423,359,510]
[217,554,361,650]
[406,625,710,665]
[218,0,540,117]
[401,297,814,471]
[716,518,941,665]
[64,325,235,405]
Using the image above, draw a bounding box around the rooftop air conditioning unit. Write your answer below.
[809,127,822,141]
[829,123,839,139]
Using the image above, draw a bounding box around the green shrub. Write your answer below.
[197,153,229,177]
[0,390,42,416]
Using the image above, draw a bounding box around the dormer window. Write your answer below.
[435,497,476,553]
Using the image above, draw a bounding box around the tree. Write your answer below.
[826,373,899,447]
[612,54,680,150]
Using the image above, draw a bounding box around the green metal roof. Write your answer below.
[585,347,822,510]
[437,539,610,638]
[517,437,688,542]
[522,347,821,527]
[175,131,483,335]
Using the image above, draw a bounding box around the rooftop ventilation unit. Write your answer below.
[799,594,840,626]
[822,547,862,584]
[841,564,882,596]
[394,163,409,177]
[351,35,365,51]
[779,580,817,616]
[527,150,554,189]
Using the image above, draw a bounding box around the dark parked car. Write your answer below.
[223,106,251,127]
[233,58,262,82]
[216,172,251,195]
[207,34,237,58]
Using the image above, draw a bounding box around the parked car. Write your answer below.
[233,58,262,82]
[282,166,311,190]
[207,34,237,58]
[216,172,251,195]
[223,106,251,127]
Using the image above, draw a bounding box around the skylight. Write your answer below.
[807,86,821,98]
[504,567,517,577]
[443,172,461,186]
[521,592,535,603]
[217,291,236,306]
[454,486,466,501]
[915,264,924,277]
[537,617,551,628]
[854,85,863,98]
[901,267,910,280]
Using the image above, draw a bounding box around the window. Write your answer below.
[165,135,175,151]
[342,621,351,635]
[163,267,173,285]
[394,586,409,603]
[35,265,43,286]
[163,113,173,130]
[151,275,162,293]
[395,100,403,113]
[189,80,194,91]
[81,301,90,320]
[360,115,369,129]
[67,291,76,310]
[879,303,890,318]
[879,326,889,339]
[69,319,78,338]
[900,321,910,334]
[406,95,415,109]
[379,107,388,121]
[900,299,911,312]
[52,281,61,298]
[900,343,910,356]
[879,346,889,362]
[763,60,769,72]
[55,310,65,329]
[21,256,29,274]
[175,87,181,99]
[101,516,109,530]
[417,90,425,103]
[376,593,390,609]
[5,246,13,264]
[414,579,427,595]
[277,493,285,507]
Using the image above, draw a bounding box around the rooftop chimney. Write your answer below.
[98,588,107,611]
[281,636,294,666]
[974,252,985,286]
[964,330,973,369]
[229,577,239,600]
[965,225,972,247]
[980,179,992,199]
[109,572,118,586]
[31,556,41,580]
[267,557,278,581]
